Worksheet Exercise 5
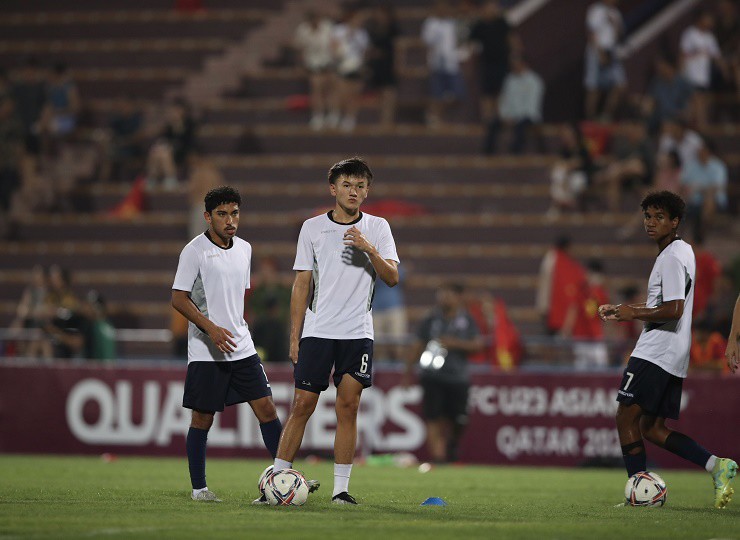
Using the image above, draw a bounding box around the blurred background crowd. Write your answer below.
[0,0,737,375]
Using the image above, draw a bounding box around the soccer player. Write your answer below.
[172,186,286,502]
[272,157,400,505]
[598,191,737,509]
[726,293,740,374]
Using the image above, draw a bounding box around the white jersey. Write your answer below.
[172,232,257,363]
[294,211,399,340]
[631,239,695,378]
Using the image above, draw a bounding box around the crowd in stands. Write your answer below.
[1,0,737,371]
[8,264,116,361]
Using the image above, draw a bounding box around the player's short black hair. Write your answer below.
[204,186,241,213]
[328,156,373,185]
[640,190,685,222]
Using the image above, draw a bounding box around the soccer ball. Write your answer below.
[624,471,667,507]
[264,469,309,506]
[257,465,273,495]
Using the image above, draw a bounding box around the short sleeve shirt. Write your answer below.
[294,211,399,340]
[172,232,257,363]
[631,239,695,378]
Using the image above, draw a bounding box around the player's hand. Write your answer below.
[208,325,236,353]
[599,304,634,322]
[726,339,739,374]
[289,339,299,365]
[343,226,374,254]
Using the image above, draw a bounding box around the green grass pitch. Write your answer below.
[0,455,737,540]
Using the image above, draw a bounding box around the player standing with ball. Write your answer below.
[172,186,287,502]
[599,191,737,508]
[272,157,400,505]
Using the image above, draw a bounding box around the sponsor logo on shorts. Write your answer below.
[618,390,634,398]
[354,372,370,379]
[300,380,312,387]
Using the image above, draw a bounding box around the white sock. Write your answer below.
[273,458,292,472]
[706,455,718,473]
[192,487,208,496]
[333,463,352,497]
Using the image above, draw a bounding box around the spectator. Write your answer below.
[466,289,522,371]
[11,57,46,154]
[330,9,370,132]
[422,1,466,127]
[0,94,24,236]
[47,264,78,312]
[482,56,544,154]
[536,236,587,335]
[584,0,626,120]
[10,264,52,359]
[294,10,335,130]
[643,58,693,134]
[187,148,223,240]
[146,99,196,189]
[247,257,291,363]
[570,259,610,370]
[680,11,723,128]
[100,95,146,183]
[251,295,288,363]
[80,290,116,362]
[657,118,702,170]
[596,120,654,212]
[690,320,728,373]
[693,235,722,321]
[548,123,593,218]
[469,1,515,122]
[407,283,483,463]
[680,138,728,239]
[372,264,408,362]
[366,5,400,127]
[39,62,80,148]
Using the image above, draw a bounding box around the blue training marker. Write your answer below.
[420,497,447,506]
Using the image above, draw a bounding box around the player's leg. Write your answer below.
[445,382,470,463]
[226,355,283,459]
[640,376,737,508]
[274,388,320,469]
[332,374,363,503]
[183,361,230,501]
[615,402,647,477]
[273,338,333,471]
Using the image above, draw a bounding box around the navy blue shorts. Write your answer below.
[182,354,271,413]
[294,337,373,394]
[616,356,683,420]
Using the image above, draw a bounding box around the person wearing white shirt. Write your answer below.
[681,12,724,127]
[328,10,369,132]
[422,1,466,126]
[599,191,737,509]
[271,157,400,506]
[483,56,544,154]
[294,11,335,130]
[172,187,291,503]
[584,0,626,120]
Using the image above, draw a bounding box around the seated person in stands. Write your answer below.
[39,62,80,146]
[680,137,728,240]
[146,99,196,189]
[99,94,146,182]
[595,120,653,212]
[482,56,544,154]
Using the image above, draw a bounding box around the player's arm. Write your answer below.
[171,289,236,353]
[439,334,484,354]
[598,299,684,323]
[288,270,312,364]
[343,225,399,287]
[726,293,740,374]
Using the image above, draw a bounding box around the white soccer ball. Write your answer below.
[624,471,667,507]
[257,464,273,495]
[264,469,309,506]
